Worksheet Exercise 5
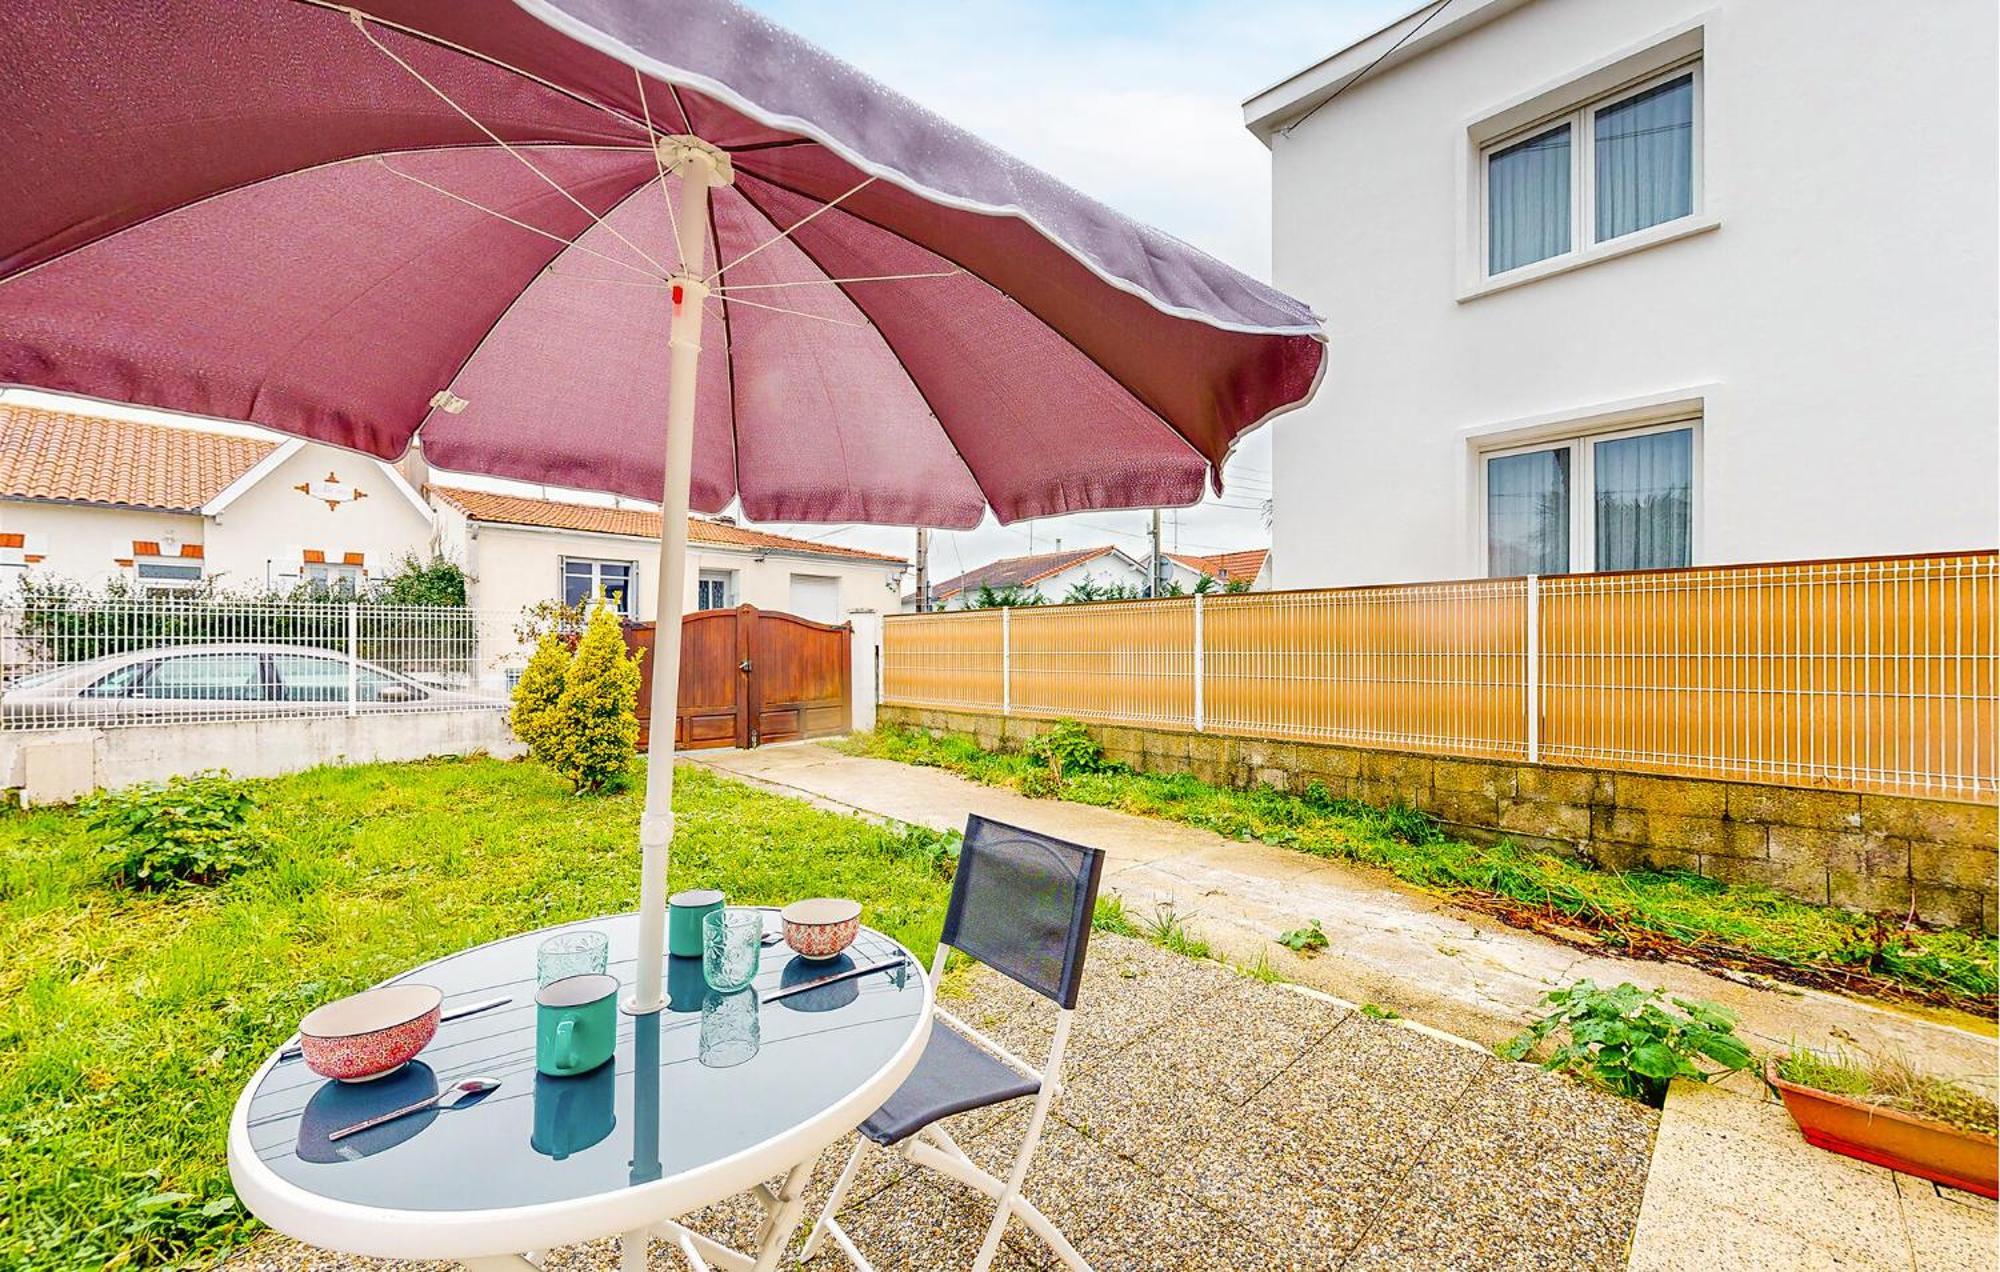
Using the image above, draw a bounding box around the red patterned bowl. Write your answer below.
[298,984,442,1082]
[781,898,861,961]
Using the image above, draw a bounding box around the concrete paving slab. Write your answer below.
[1629,1076,1999,1271]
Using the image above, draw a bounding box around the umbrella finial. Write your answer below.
[655,135,734,188]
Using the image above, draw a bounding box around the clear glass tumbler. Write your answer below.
[698,988,761,1069]
[537,929,609,987]
[702,908,763,994]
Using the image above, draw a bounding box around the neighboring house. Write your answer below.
[910,545,1149,610]
[1245,0,1997,588]
[0,402,432,594]
[428,486,907,627]
[1158,548,1270,592]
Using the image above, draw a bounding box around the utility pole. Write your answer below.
[1149,508,1164,597]
[914,527,931,612]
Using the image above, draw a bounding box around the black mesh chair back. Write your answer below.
[939,815,1105,1010]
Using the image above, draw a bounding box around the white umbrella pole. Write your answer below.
[629,136,733,1015]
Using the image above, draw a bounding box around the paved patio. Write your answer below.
[236,934,1655,1271]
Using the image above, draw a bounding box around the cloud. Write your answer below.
[737,0,1401,569]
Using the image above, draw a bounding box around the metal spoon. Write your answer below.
[327,1076,501,1142]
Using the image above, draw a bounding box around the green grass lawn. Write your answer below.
[838,725,1999,1012]
[0,756,958,1272]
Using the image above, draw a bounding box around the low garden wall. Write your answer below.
[0,709,523,806]
[880,705,1998,934]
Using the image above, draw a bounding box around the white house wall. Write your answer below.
[204,444,432,590]
[1263,0,1998,587]
[0,503,204,588]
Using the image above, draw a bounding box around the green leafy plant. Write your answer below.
[374,553,470,606]
[86,772,262,890]
[543,599,643,793]
[509,627,571,761]
[1277,919,1329,955]
[1359,1003,1401,1020]
[1025,718,1119,781]
[1501,980,1755,1106]
[1017,768,1062,799]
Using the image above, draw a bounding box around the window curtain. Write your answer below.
[1487,448,1570,576]
[1594,428,1692,571]
[1595,73,1694,241]
[1488,124,1571,273]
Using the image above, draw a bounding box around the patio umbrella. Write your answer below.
[0,0,1326,1013]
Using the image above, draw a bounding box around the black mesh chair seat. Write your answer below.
[860,1021,1041,1146]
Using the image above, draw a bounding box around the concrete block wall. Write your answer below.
[880,705,1997,934]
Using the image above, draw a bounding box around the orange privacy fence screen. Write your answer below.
[881,552,1998,801]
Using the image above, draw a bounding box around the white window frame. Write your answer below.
[133,559,204,596]
[562,556,637,616]
[696,568,737,611]
[303,561,364,593]
[1478,416,1702,577]
[1480,60,1704,280]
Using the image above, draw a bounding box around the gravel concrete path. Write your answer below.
[231,936,1655,1271]
[692,745,1996,1080]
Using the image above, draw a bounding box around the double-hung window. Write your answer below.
[562,557,635,615]
[1484,63,1699,277]
[1484,422,1695,576]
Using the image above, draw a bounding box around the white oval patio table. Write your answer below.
[228,911,932,1272]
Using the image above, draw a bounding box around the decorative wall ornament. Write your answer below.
[297,472,369,511]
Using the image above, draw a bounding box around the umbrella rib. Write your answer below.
[705,293,869,329]
[350,10,673,278]
[704,175,875,283]
[633,67,685,273]
[710,269,962,293]
[375,159,663,283]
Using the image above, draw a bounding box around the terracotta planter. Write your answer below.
[1766,1057,1998,1198]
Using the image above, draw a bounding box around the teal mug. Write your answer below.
[536,973,618,1077]
[668,889,725,958]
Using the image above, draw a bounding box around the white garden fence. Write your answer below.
[0,598,522,730]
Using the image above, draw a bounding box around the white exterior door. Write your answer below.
[788,573,841,624]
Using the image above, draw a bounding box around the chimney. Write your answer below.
[1054,537,1062,554]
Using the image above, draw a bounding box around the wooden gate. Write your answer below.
[625,606,852,751]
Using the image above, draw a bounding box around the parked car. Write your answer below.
[1,644,502,726]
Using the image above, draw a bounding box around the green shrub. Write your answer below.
[1501,979,1755,1107]
[86,772,262,890]
[544,600,643,793]
[510,627,570,760]
[1025,718,1119,780]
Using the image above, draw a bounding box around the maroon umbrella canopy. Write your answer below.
[0,0,1324,529]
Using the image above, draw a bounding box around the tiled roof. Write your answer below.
[1167,548,1268,583]
[0,404,277,511]
[429,486,907,564]
[924,545,1121,601]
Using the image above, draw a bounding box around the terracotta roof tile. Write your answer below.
[428,486,906,565]
[1167,548,1268,583]
[0,404,276,511]
[924,545,1121,601]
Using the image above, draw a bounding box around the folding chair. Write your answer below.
[802,814,1105,1272]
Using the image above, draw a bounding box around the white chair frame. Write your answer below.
[801,935,1090,1272]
